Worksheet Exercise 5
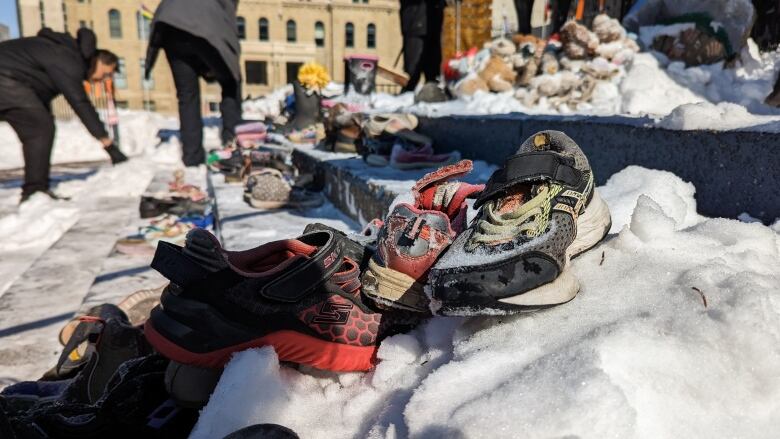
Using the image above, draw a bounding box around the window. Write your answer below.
[363,0,368,3]
[140,59,154,89]
[315,22,325,47]
[237,16,245,40]
[143,100,156,111]
[259,18,269,41]
[286,62,302,83]
[114,58,127,89]
[286,20,296,43]
[367,24,376,48]
[245,61,268,85]
[108,9,122,38]
[115,100,129,109]
[352,0,358,3]
[208,102,219,113]
[345,23,354,48]
[79,20,87,29]
[136,11,151,40]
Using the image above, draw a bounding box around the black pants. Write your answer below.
[514,0,573,35]
[0,79,55,197]
[162,27,241,166]
[402,34,442,92]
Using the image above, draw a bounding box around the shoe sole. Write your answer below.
[145,296,376,372]
[362,259,430,312]
[436,190,612,315]
[118,285,165,326]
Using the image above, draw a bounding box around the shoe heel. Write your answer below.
[362,259,429,312]
[568,190,611,258]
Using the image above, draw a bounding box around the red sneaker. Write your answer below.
[361,160,484,312]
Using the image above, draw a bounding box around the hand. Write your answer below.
[105,143,128,165]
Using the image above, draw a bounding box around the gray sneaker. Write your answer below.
[428,131,611,315]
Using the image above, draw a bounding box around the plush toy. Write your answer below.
[511,34,546,86]
[490,37,517,59]
[480,55,517,92]
[560,21,600,59]
[540,52,560,75]
[592,14,625,43]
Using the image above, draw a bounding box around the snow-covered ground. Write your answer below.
[194,166,780,439]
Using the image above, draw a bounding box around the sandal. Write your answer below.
[244,168,324,210]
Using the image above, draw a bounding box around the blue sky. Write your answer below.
[0,1,20,38]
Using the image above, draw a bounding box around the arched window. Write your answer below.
[345,22,354,48]
[136,11,151,40]
[108,9,122,39]
[259,18,269,41]
[237,16,246,40]
[286,20,297,43]
[367,23,376,48]
[315,21,325,47]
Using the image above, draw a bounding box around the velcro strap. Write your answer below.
[259,231,346,302]
[475,151,582,207]
[151,241,212,288]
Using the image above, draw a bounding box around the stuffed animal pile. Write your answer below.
[447,14,640,111]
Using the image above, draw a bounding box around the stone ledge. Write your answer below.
[417,114,779,223]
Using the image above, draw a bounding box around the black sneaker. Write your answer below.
[428,131,611,315]
[144,228,402,372]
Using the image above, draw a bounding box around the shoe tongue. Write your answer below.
[495,184,533,215]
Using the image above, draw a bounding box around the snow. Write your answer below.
[196,166,780,438]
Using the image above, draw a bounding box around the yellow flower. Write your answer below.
[298,62,331,91]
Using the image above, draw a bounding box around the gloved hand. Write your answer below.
[105,143,128,165]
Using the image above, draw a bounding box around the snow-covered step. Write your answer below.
[209,171,358,250]
[292,147,495,225]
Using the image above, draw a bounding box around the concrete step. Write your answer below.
[292,148,495,225]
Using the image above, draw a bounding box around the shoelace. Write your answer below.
[471,185,550,245]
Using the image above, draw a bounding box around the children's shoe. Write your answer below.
[244,168,324,210]
[144,229,395,372]
[428,131,611,315]
[361,160,484,312]
[389,131,461,170]
[115,216,195,257]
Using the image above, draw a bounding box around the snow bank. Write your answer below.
[658,101,780,131]
[0,111,175,170]
[196,166,780,438]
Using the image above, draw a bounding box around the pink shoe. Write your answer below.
[389,143,461,170]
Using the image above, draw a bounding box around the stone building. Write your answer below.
[16,0,403,114]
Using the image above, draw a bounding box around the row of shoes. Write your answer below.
[142,130,611,381]
[117,172,214,257]
[324,107,462,170]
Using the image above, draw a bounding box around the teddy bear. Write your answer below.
[560,21,600,59]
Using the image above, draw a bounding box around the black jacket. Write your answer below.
[0,28,108,139]
[145,0,241,82]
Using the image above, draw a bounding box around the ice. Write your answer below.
[199,166,780,437]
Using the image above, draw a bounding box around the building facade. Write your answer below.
[16,0,402,115]
[0,24,10,41]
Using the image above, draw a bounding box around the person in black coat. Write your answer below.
[145,0,242,167]
[0,28,125,202]
[401,0,445,92]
